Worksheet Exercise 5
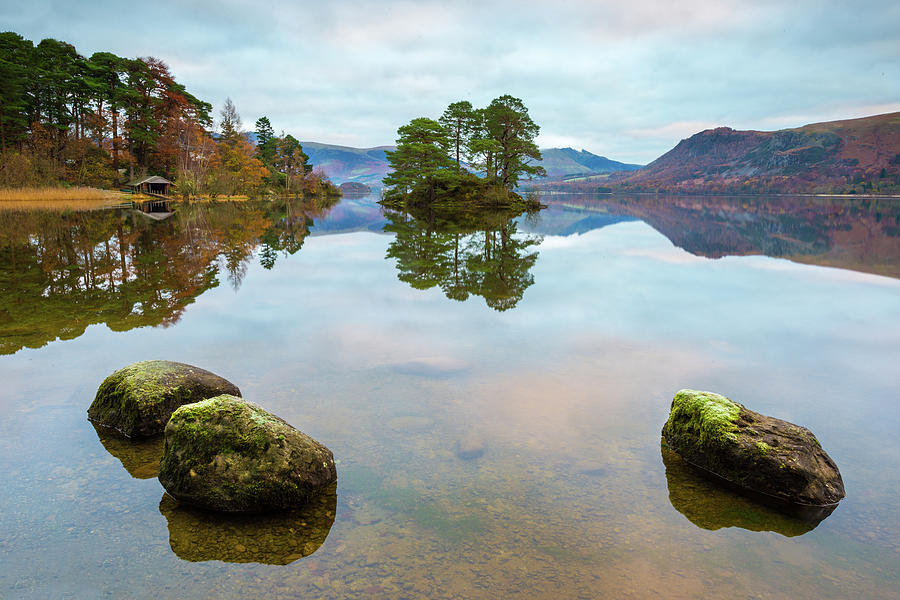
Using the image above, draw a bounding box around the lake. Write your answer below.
[1,193,898,599]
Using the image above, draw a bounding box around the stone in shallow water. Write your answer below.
[88,360,241,437]
[454,433,486,460]
[158,395,337,512]
[661,389,844,511]
[159,482,336,564]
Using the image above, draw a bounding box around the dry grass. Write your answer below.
[0,187,128,211]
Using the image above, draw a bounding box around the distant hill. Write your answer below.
[607,112,900,194]
[536,148,641,178]
[301,142,394,189]
[299,142,639,188]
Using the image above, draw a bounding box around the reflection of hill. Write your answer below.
[0,197,337,355]
[384,205,542,311]
[159,483,336,565]
[309,194,387,234]
[662,445,826,536]
[542,195,900,279]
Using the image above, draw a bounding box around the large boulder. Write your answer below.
[661,389,844,510]
[88,360,241,437]
[158,395,337,513]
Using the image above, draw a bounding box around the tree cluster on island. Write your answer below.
[0,32,337,198]
[382,96,546,208]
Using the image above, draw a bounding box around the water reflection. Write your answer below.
[0,197,337,354]
[538,195,900,279]
[92,423,164,479]
[661,444,828,536]
[383,205,542,311]
[158,483,337,565]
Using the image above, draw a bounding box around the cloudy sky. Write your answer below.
[4,0,899,163]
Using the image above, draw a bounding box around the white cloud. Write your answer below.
[8,0,899,163]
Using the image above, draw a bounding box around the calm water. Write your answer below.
[1,194,898,599]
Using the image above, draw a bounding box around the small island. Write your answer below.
[380,96,546,212]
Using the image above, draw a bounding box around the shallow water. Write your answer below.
[1,194,898,598]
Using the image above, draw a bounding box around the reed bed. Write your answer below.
[0,187,127,211]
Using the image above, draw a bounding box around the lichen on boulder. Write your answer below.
[661,389,844,509]
[88,360,241,437]
[157,395,337,513]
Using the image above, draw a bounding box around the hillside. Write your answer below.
[300,142,639,188]
[301,142,394,189]
[606,112,900,194]
[535,148,641,178]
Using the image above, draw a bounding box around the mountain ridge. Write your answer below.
[548,112,900,194]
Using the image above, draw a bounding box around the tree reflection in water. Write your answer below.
[383,204,542,311]
[0,196,337,354]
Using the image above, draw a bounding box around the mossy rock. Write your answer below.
[159,482,336,564]
[662,389,844,508]
[157,395,337,513]
[88,360,241,437]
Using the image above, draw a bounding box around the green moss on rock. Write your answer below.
[663,389,740,450]
[661,389,845,508]
[158,395,337,513]
[87,360,241,437]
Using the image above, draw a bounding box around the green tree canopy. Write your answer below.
[383,117,455,199]
[439,100,474,170]
[254,116,276,165]
[481,95,545,189]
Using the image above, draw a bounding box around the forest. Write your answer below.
[0,32,336,197]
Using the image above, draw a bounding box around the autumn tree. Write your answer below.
[210,98,267,196]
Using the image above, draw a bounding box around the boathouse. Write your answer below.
[128,175,173,196]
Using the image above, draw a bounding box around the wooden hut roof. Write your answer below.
[127,175,173,186]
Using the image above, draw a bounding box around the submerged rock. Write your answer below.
[661,389,845,510]
[159,482,336,564]
[88,360,241,437]
[454,433,486,460]
[158,395,337,512]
